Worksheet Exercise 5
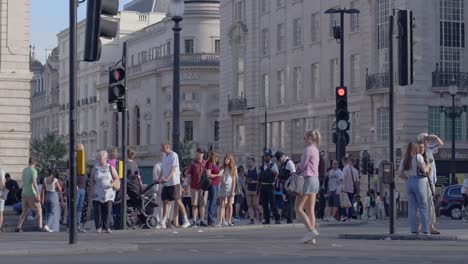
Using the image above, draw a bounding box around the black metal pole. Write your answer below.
[120,42,128,230]
[337,11,346,168]
[389,14,396,235]
[451,94,455,186]
[264,110,267,149]
[172,17,182,154]
[68,0,77,244]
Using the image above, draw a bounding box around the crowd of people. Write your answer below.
[0,131,451,240]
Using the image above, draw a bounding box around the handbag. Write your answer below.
[198,163,211,191]
[112,179,121,191]
[234,175,242,195]
[339,192,352,208]
[284,171,304,196]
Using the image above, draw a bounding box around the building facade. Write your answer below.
[0,0,33,178]
[219,0,468,196]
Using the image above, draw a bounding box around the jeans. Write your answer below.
[76,188,86,225]
[207,185,219,225]
[260,185,280,223]
[347,193,355,218]
[407,176,429,234]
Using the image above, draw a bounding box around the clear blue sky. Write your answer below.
[31,0,133,62]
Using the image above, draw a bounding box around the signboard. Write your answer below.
[434,149,468,160]
[436,175,449,187]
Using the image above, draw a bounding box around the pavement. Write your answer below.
[0,216,467,263]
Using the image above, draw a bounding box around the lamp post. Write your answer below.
[324,7,360,167]
[440,80,466,185]
[171,0,184,155]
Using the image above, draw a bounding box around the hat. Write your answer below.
[263,148,273,157]
[196,147,205,154]
[274,151,284,160]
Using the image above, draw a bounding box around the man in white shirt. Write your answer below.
[325,160,343,221]
[160,142,190,228]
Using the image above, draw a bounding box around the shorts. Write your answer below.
[328,191,339,207]
[303,176,320,194]
[0,199,4,212]
[22,195,42,213]
[190,189,208,206]
[234,194,244,204]
[161,185,182,202]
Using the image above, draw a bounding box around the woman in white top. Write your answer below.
[218,154,237,227]
[42,169,64,232]
[398,142,429,235]
[90,150,120,233]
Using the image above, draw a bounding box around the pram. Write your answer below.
[126,181,160,229]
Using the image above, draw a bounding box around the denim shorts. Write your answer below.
[303,176,320,194]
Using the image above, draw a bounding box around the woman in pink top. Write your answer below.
[295,130,321,243]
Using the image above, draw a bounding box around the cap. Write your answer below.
[263,148,273,157]
[196,147,205,154]
[274,151,284,160]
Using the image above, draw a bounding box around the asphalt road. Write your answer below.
[1,218,467,264]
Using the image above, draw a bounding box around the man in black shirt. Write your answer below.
[5,173,19,205]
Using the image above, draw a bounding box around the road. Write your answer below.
[1,218,467,264]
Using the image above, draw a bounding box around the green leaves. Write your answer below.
[30,132,67,177]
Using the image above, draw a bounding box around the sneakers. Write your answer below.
[228,223,234,227]
[222,221,228,227]
[249,219,255,225]
[105,229,112,234]
[161,222,167,229]
[199,222,208,227]
[301,229,319,244]
[77,226,87,233]
[340,217,348,222]
[43,225,50,232]
[15,228,23,233]
[182,221,191,228]
[96,228,102,234]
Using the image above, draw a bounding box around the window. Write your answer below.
[262,74,270,107]
[261,28,269,56]
[135,106,141,145]
[293,119,305,148]
[234,1,244,21]
[351,112,360,144]
[236,125,246,147]
[329,9,339,37]
[146,124,151,145]
[166,41,171,55]
[448,187,462,197]
[280,121,286,148]
[293,66,303,102]
[311,63,319,99]
[429,107,441,136]
[260,0,268,13]
[350,54,360,93]
[311,13,320,42]
[350,1,360,32]
[276,0,284,9]
[271,122,280,149]
[184,121,193,141]
[330,58,339,96]
[237,53,245,97]
[277,70,285,104]
[277,23,285,52]
[444,108,462,141]
[440,0,465,72]
[378,0,390,49]
[377,107,389,142]
[184,39,194,54]
[214,39,220,53]
[293,18,302,47]
[214,121,219,141]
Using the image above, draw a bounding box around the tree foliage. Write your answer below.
[30,132,67,177]
[179,140,194,168]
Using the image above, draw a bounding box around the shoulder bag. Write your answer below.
[199,162,212,191]
[284,171,304,196]
[339,192,352,208]
[351,168,360,195]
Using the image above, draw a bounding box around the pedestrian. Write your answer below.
[417,142,439,234]
[0,167,5,232]
[42,169,64,232]
[152,153,164,227]
[295,130,321,243]
[234,165,246,221]
[324,160,343,222]
[355,195,364,220]
[259,149,281,225]
[15,157,44,232]
[90,150,120,233]
[75,167,88,233]
[4,173,19,205]
[417,133,443,233]
[108,147,118,169]
[342,157,359,221]
[217,154,237,227]
[398,142,430,236]
[187,148,208,227]
[275,151,296,224]
[181,167,192,222]
[205,151,221,226]
[159,142,191,229]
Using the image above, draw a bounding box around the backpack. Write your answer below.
[197,161,211,191]
[278,159,292,180]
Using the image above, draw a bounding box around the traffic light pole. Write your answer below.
[68,0,78,245]
[172,16,182,155]
[337,11,346,168]
[120,42,128,230]
[389,14,396,235]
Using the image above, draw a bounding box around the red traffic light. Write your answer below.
[337,87,346,97]
[110,68,125,82]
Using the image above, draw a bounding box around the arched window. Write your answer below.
[135,106,141,145]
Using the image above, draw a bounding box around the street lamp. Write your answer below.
[171,0,184,155]
[324,7,360,167]
[440,79,466,185]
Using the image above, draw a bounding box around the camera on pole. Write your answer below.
[397,10,414,86]
[84,0,120,62]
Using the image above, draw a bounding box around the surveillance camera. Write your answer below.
[370,127,375,133]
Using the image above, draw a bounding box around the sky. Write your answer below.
[31,0,133,63]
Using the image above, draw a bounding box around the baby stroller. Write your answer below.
[126,180,160,229]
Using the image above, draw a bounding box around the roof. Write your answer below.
[123,0,170,13]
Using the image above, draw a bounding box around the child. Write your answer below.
[355,195,364,220]
[364,191,371,220]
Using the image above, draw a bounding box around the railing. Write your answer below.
[366,73,390,91]
[432,71,468,88]
[228,97,247,114]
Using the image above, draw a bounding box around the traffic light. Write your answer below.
[108,65,126,104]
[84,0,120,62]
[77,144,86,176]
[335,86,350,145]
[397,10,414,86]
[361,155,369,175]
[368,161,374,175]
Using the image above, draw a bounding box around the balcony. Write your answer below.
[228,96,248,115]
[432,71,468,92]
[366,72,389,94]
